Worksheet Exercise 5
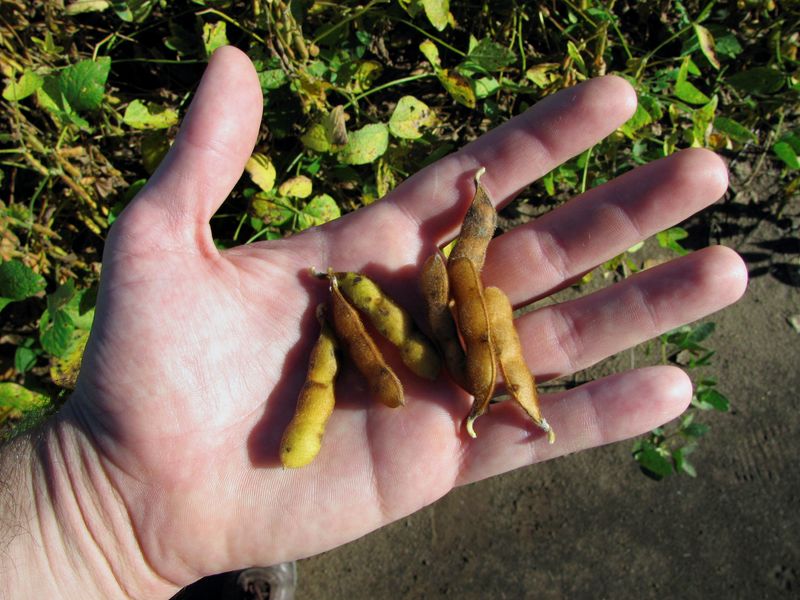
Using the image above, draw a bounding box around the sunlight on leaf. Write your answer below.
[279,176,313,198]
[2,70,43,102]
[389,96,436,139]
[203,21,229,57]
[422,0,450,31]
[338,123,389,165]
[123,100,178,129]
[693,24,720,70]
[246,153,277,192]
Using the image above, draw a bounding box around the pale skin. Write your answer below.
[0,47,747,598]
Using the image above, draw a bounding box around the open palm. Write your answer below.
[67,47,746,594]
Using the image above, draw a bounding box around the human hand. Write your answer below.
[7,46,746,597]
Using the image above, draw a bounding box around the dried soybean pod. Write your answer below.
[448,257,496,437]
[419,252,467,387]
[280,305,339,468]
[449,167,497,273]
[333,271,441,380]
[329,273,405,408]
[484,287,555,444]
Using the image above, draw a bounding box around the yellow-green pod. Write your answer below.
[334,271,441,380]
[280,305,339,468]
[447,257,496,438]
[449,167,497,273]
[329,273,405,408]
[419,252,467,387]
[484,286,554,444]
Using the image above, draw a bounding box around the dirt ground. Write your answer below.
[179,160,800,599]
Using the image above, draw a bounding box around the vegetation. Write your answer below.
[1,0,797,476]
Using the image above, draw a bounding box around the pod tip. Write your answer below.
[538,418,556,444]
[465,416,478,438]
[474,166,486,185]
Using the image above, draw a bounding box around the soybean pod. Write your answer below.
[449,167,497,273]
[333,271,441,380]
[419,252,467,387]
[484,287,555,444]
[447,257,496,437]
[280,305,339,468]
[329,272,405,408]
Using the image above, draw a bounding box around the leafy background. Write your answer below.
[1,0,798,478]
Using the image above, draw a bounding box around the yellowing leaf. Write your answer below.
[142,131,170,174]
[299,194,341,230]
[693,24,720,70]
[0,382,49,415]
[338,123,389,165]
[246,153,277,192]
[301,123,331,152]
[439,69,476,108]
[422,0,450,31]
[250,194,293,226]
[65,0,110,15]
[279,176,313,198]
[203,21,229,57]
[419,39,441,68]
[50,329,89,389]
[389,96,437,139]
[351,61,383,93]
[323,105,348,146]
[123,99,178,129]
[525,63,559,88]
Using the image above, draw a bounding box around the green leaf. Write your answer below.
[14,338,39,374]
[0,382,49,412]
[338,123,389,165]
[714,32,742,58]
[727,67,784,95]
[245,153,277,192]
[773,141,800,170]
[619,103,653,138]
[258,68,287,91]
[0,260,46,302]
[713,117,755,143]
[278,176,313,199]
[65,0,111,15]
[682,422,710,438]
[40,308,75,358]
[123,100,178,129]
[299,193,341,229]
[566,41,586,73]
[693,24,720,70]
[461,38,516,73]
[474,77,499,99]
[59,57,111,112]
[301,123,331,152]
[673,447,697,477]
[693,388,730,412]
[688,322,716,344]
[2,70,43,101]
[634,444,673,479]
[389,96,437,139]
[203,21,229,57]
[675,80,711,105]
[422,0,450,31]
[111,0,156,22]
[656,227,690,255]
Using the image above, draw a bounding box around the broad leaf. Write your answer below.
[439,69,476,108]
[657,227,690,255]
[279,176,313,198]
[675,80,711,105]
[245,153,277,192]
[461,38,516,73]
[2,70,43,102]
[634,444,673,479]
[422,0,450,31]
[50,329,90,389]
[693,24,720,70]
[40,308,75,358]
[250,194,293,226]
[59,57,111,112]
[773,141,800,170]
[727,67,784,95]
[203,21,229,57]
[0,382,49,412]
[0,260,45,302]
[713,117,756,142]
[65,0,111,14]
[389,96,436,139]
[299,194,341,229]
[338,123,389,165]
[112,0,156,22]
[301,123,331,152]
[419,39,441,68]
[123,100,178,129]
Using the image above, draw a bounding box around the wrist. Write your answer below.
[1,404,181,599]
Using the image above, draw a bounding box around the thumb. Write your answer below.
[119,46,263,252]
